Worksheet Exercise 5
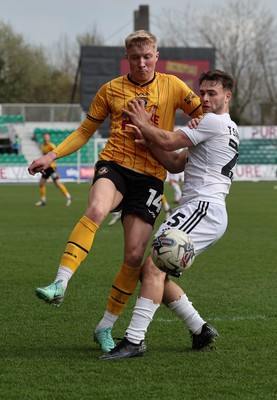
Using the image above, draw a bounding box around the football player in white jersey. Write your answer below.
[100,69,239,360]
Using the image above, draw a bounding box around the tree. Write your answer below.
[76,25,105,46]
[46,25,106,104]
[0,21,78,103]
[0,22,49,102]
[156,0,277,124]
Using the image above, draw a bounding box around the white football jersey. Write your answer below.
[179,113,239,205]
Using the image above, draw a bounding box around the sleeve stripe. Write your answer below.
[188,103,202,117]
[86,114,104,123]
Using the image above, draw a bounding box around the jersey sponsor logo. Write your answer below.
[121,117,132,130]
[184,92,197,105]
[135,91,150,97]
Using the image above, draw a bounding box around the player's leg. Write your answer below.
[94,172,163,352]
[169,178,182,203]
[162,278,218,350]
[35,177,46,206]
[54,178,72,206]
[94,215,153,351]
[157,201,226,349]
[35,176,123,306]
[99,253,164,360]
[108,211,121,226]
[162,194,172,219]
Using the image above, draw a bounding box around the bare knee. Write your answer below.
[140,254,166,284]
[124,246,145,267]
[85,205,107,226]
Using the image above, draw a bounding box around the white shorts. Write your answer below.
[154,201,228,256]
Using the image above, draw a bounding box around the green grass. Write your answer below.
[0,181,276,400]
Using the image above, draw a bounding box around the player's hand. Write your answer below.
[28,153,55,175]
[186,116,203,129]
[123,124,150,147]
[28,158,47,175]
[122,99,153,129]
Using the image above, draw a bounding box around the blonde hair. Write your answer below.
[125,30,157,51]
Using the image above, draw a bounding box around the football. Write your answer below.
[151,229,195,277]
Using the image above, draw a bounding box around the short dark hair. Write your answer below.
[199,69,234,92]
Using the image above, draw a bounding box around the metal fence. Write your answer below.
[0,104,83,123]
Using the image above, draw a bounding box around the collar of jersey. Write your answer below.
[127,73,156,87]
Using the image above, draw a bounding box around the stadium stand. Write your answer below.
[0,124,9,133]
[0,114,24,123]
[0,153,27,164]
[33,128,94,164]
[237,139,277,165]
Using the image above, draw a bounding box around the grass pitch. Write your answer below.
[0,181,276,400]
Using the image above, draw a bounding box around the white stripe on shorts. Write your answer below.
[179,201,209,233]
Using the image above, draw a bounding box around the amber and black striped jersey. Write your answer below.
[41,141,56,170]
[54,72,202,181]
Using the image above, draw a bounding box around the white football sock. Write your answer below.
[125,297,160,344]
[54,265,74,290]
[95,311,118,332]
[172,182,182,201]
[168,294,205,334]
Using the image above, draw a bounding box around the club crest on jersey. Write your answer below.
[98,167,109,175]
[135,97,148,106]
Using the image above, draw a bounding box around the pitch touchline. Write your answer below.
[156,314,271,323]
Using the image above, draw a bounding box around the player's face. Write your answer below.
[126,44,159,83]
[43,134,50,143]
[199,80,231,114]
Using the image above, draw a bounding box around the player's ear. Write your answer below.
[156,51,159,61]
[225,91,232,103]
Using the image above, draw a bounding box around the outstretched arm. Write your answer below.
[28,119,100,175]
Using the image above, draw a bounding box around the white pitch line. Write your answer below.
[156,315,271,323]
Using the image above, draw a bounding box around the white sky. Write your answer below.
[1,0,276,48]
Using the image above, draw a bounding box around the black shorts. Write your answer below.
[93,160,164,226]
[43,167,59,181]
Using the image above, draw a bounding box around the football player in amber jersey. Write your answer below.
[28,30,202,352]
[35,133,71,207]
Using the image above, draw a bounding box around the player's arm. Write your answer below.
[150,147,188,173]
[28,119,101,175]
[123,99,194,151]
[123,124,188,173]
